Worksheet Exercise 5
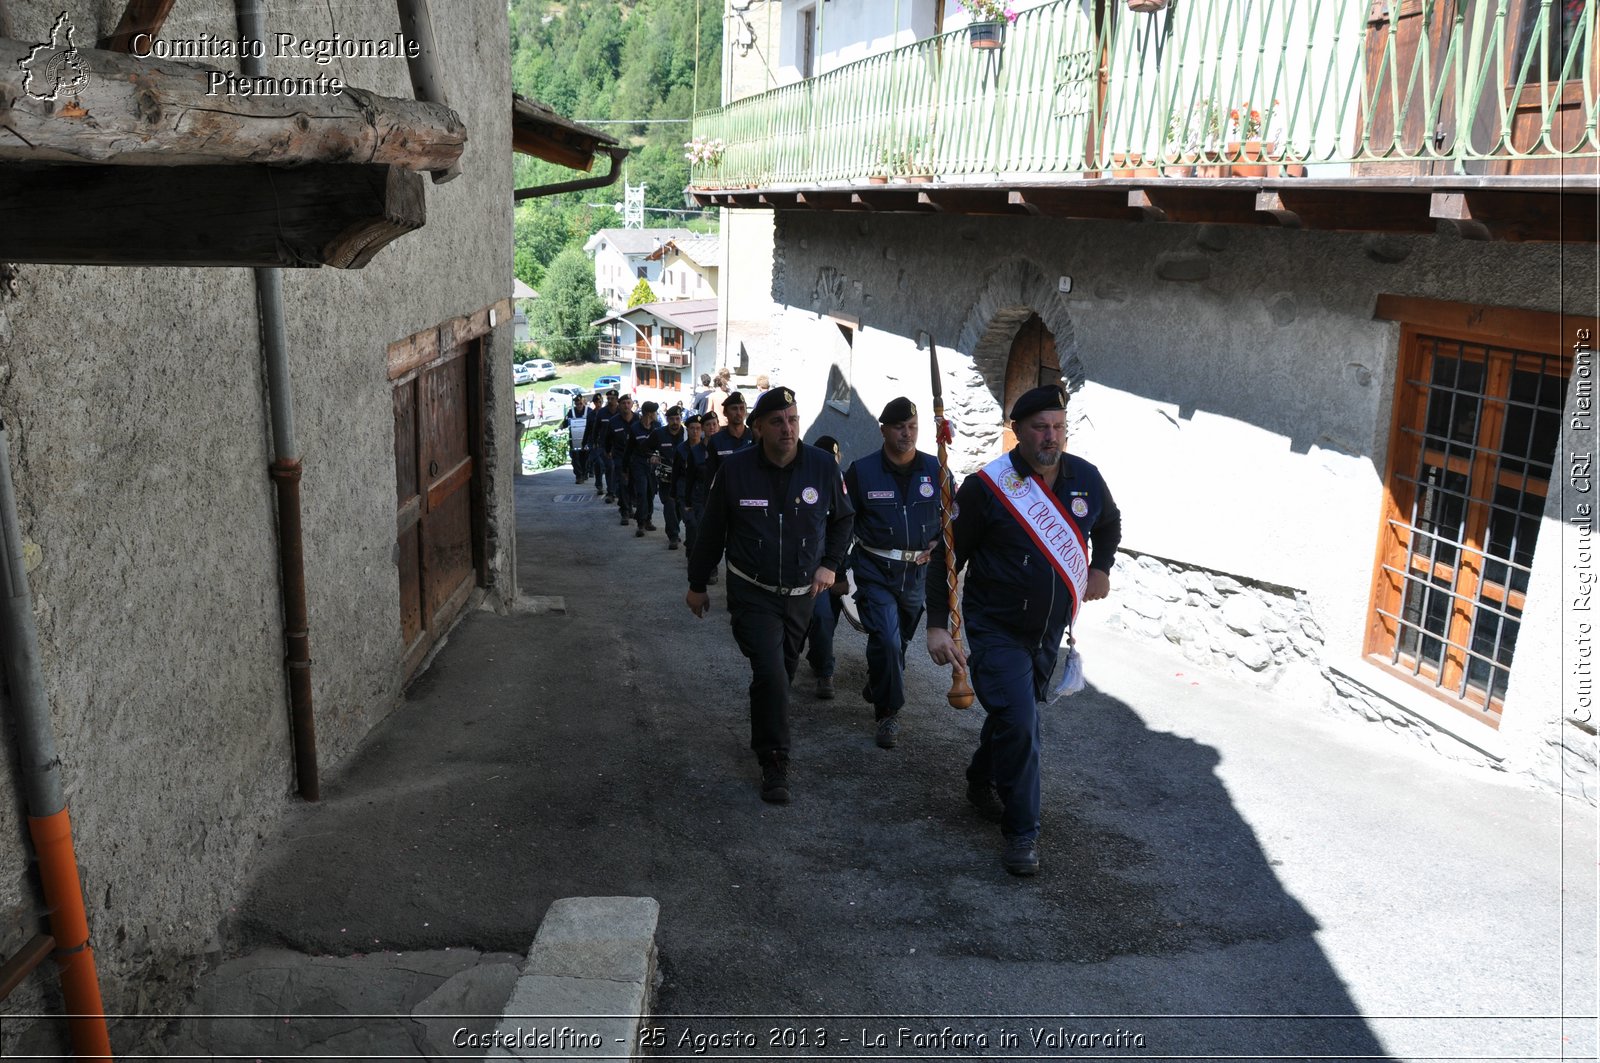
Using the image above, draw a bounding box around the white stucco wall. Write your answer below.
[0,0,514,1026]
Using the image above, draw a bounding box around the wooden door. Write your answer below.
[395,339,482,677]
[1000,314,1062,451]
[1487,0,1597,175]
[1357,0,1462,176]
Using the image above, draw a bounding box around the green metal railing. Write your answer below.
[691,0,1596,185]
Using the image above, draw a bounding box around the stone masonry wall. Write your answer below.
[1103,550,1598,805]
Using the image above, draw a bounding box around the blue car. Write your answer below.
[592,374,623,393]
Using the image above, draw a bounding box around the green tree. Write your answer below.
[528,247,607,364]
[626,276,656,308]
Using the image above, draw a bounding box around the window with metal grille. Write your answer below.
[1368,312,1571,727]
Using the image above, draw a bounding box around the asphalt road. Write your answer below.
[222,467,1597,1063]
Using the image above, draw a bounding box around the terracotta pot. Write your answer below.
[1225,139,1268,178]
[866,175,890,185]
[1127,0,1170,11]
[904,174,934,183]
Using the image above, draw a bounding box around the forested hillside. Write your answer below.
[511,0,721,288]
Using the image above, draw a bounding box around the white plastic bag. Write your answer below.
[1051,647,1085,700]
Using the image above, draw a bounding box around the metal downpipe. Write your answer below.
[0,419,112,1059]
[396,0,462,183]
[238,0,319,801]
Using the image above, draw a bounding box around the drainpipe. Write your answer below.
[237,0,319,801]
[0,418,112,1059]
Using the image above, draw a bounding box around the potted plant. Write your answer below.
[898,134,935,182]
[1225,100,1276,178]
[682,135,727,187]
[959,0,1018,49]
[1164,100,1223,176]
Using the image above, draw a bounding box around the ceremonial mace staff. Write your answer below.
[921,331,975,710]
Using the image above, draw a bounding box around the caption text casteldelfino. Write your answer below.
[131,31,419,97]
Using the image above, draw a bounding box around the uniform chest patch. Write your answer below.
[801,486,819,505]
[867,490,895,500]
[739,499,767,507]
[919,482,935,498]
[1071,497,1089,517]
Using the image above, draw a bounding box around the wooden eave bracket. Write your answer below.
[0,36,465,172]
[1008,189,1141,222]
[1431,190,1599,243]
[100,0,177,52]
[0,162,425,268]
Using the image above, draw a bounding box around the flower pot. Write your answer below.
[1225,139,1268,178]
[969,20,1005,49]
[904,174,934,183]
[1127,0,1171,10]
[866,175,890,185]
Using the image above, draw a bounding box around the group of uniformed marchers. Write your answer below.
[557,380,1121,877]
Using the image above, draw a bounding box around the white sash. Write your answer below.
[975,454,1090,620]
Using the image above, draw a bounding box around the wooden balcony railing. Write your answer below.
[691,0,1597,186]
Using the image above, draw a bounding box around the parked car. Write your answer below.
[591,374,623,393]
[526,358,558,381]
[512,363,535,386]
[546,384,587,407]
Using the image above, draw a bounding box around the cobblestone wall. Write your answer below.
[1101,550,1598,805]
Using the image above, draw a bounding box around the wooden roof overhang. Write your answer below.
[690,176,1600,244]
[0,33,466,268]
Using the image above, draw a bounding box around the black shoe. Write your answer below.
[1003,836,1039,877]
[760,758,790,804]
[635,526,645,537]
[815,675,834,700]
[604,494,615,503]
[668,540,680,551]
[645,522,657,531]
[966,781,1004,823]
[620,514,630,526]
[875,715,900,749]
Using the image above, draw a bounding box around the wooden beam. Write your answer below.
[1431,191,1598,243]
[1256,190,1436,233]
[1008,189,1141,222]
[1129,188,1266,226]
[0,37,465,172]
[0,163,426,268]
[916,188,1029,216]
[849,188,938,212]
[100,0,178,52]
[758,192,803,209]
[795,192,868,211]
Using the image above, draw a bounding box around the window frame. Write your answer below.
[1368,295,1585,727]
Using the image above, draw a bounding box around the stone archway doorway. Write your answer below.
[1001,313,1063,451]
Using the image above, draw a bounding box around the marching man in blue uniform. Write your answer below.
[686,387,854,804]
[926,384,1121,876]
[843,397,952,749]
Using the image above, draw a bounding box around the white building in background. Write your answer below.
[512,277,536,343]
[596,297,720,407]
[647,234,721,302]
[584,227,696,311]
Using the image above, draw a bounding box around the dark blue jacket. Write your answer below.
[843,449,951,601]
[584,405,615,453]
[647,425,686,492]
[675,439,712,507]
[928,449,1121,648]
[606,412,637,461]
[620,417,654,468]
[704,426,755,482]
[688,443,855,594]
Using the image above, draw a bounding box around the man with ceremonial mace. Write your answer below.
[926,384,1121,876]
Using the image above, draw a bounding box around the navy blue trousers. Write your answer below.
[964,613,1059,843]
[854,579,923,720]
[727,576,813,759]
[657,485,681,542]
[804,590,843,677]
[592,448,612,494]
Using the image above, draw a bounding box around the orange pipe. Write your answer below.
[27,809,112,1060]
